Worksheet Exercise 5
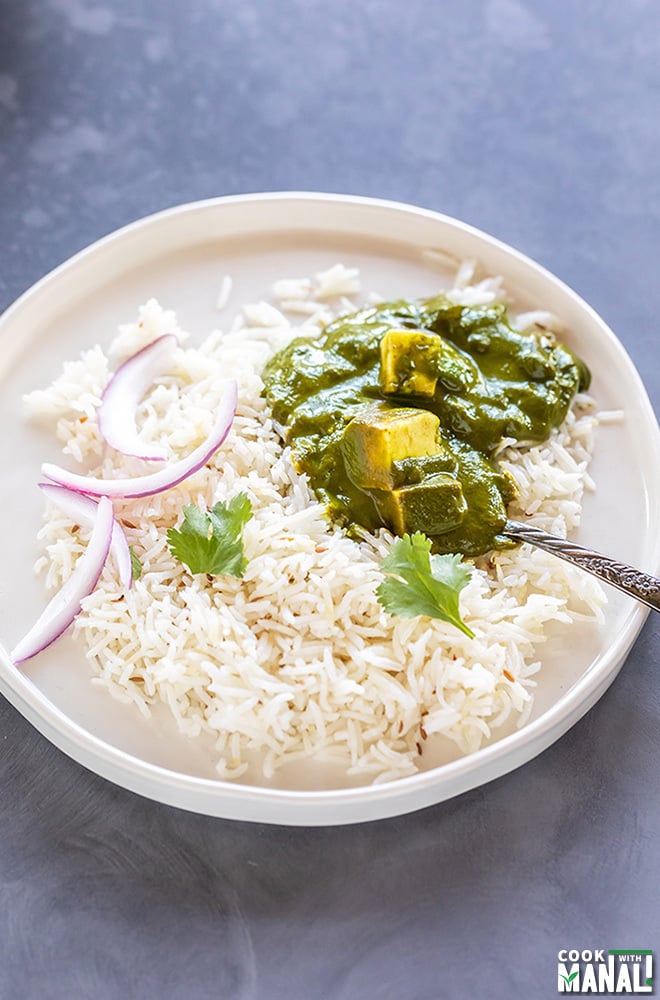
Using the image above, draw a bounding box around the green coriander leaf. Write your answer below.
[167,493,253,577]
[209,493,253,540]
[129,546,143,581]
[376,531,474,638]
[207,493,253,576]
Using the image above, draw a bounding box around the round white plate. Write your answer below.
[1,193,659,825]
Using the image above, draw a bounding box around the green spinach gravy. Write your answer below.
[262,295,590,556]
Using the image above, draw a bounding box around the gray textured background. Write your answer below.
[1,1,659,998]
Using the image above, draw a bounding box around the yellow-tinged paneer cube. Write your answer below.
[379,329,441,398]
[341,405,440,490]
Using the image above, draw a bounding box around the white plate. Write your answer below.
[1,193,659,825]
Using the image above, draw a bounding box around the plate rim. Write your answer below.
[1,190,658,824]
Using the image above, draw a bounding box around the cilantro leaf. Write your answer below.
[167,493,253,577]
[376,531,475,638]
[129,546,143,581]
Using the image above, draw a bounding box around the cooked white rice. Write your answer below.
[25,265,608,784]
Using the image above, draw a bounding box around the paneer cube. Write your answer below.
[390,447,457,487]
[379,329,441,398]
[341,405,440,490]
[375,472,467,535]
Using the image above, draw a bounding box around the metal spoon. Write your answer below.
[503,520,660,612]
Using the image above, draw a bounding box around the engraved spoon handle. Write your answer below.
[504,520,660,613]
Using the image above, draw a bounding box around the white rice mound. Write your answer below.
[26,264,609,784]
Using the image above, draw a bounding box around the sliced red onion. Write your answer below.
[39,483,133,590]
[11,496,114,665]
[98,334,178,460]
[42,380,238,499]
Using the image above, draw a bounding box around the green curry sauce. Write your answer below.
[262,296,590,556]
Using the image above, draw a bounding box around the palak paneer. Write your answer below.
[262,295,589,556]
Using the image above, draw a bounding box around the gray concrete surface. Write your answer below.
[1,1,658,997]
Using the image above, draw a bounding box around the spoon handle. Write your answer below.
[504,520,660,613]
